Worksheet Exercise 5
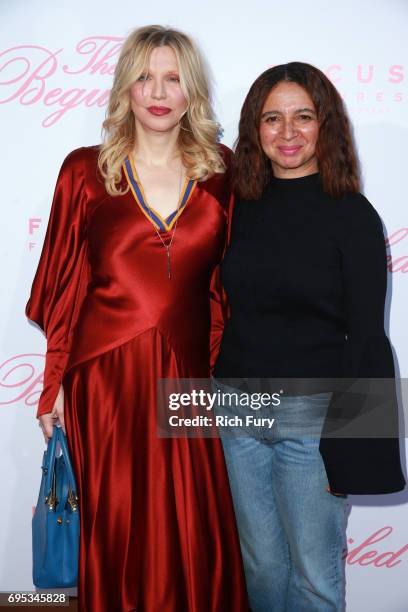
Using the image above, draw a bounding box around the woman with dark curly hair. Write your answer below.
[214,62,405,611]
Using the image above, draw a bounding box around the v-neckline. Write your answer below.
[123,156,197,232]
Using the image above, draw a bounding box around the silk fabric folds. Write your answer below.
[26,146,249,612]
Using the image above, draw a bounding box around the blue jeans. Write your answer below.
[214,381,347,612]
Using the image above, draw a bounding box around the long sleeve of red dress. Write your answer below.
[25,149,90,417]
[209,265,229,374]
[209,147,234,373]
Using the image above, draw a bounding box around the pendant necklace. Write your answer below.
[142,163,183,280]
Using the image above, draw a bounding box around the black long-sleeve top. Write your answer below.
[214,173,395,383]
[214,172,406,495]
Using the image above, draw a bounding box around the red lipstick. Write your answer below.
[147,106,172,116]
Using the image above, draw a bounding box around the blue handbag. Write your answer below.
[32,425,80,588]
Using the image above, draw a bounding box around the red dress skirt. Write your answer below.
[64,329,248,611]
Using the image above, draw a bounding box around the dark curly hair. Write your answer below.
[234,62,360,199]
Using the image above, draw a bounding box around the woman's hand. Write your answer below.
[38,384,66,443]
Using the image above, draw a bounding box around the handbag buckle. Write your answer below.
[45,472,58,511]
[67,485,79,512]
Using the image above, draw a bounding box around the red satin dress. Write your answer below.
[26,145,249,612]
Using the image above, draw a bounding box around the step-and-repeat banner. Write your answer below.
[1,1,407,610]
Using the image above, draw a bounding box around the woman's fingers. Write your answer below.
[53,384,66,434]
[38,413,56,441]
[38,384,66,442]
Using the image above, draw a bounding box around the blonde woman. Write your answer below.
[26,25,249,612]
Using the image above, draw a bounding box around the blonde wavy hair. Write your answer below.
[99,25,225,196]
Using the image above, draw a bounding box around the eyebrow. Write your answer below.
[140,70,180,76]
[261,107,316,119]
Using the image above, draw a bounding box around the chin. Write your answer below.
[144,120,179,133]
[277,159,305,169]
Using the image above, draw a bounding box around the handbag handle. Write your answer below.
[56,427,78,495]
[44,426,59,506]
[56,425,79,513]
[44,426,78,508]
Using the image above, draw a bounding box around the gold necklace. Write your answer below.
[141,163,183,280]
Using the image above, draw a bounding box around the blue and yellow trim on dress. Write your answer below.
[123,156,197,232]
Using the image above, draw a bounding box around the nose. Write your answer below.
[280,118,297,140]
[151,78,166,100]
